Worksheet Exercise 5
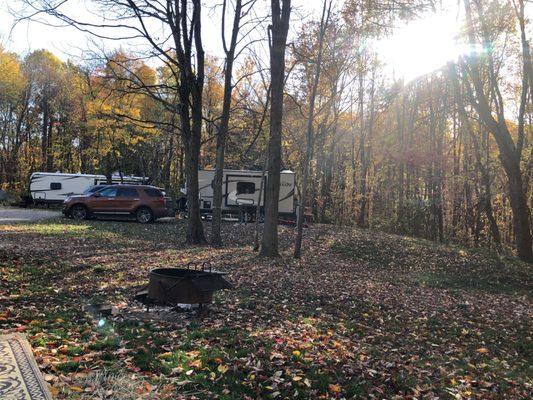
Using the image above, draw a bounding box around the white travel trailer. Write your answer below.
[29,172,148,204]
[197,169,296,221]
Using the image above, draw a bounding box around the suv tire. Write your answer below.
[136,207,153,223]
[71,205,88,220]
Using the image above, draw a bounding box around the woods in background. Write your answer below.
[1,0,531,260]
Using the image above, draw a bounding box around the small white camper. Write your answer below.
[29,172,147,204]
[197,169,295,221]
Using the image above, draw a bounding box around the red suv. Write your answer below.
[63,185,173,223]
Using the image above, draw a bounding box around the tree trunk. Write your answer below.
[185,138,205,244]
[460,0,532,260]
[41,102,49,171]
[260,0,291,257]
[357,67,375,228]
[294,0,329,259]
[212,0,242,246]
[171,0,206,244]
[254,161,267,251]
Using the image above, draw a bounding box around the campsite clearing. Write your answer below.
[0,218,531,399]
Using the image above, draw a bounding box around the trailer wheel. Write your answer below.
[243,211,254,223]
[71,205,88,220]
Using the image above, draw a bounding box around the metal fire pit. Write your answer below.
[138,262,233,308]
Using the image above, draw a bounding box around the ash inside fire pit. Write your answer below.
[136,264,233,310]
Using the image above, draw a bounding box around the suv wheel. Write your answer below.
[71,205,88,220]
[136,207,153,223]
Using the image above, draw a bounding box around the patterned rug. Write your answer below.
[0,333,53,400]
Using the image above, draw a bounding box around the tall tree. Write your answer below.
[20,0,207,243]
[0,47,26,187]
[294,0,331,258]
[260,0,292,257]
[211,0,247,246]
[169,0,207,244]
[457,0,532,261]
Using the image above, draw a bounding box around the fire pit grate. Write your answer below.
[136,262,233,310]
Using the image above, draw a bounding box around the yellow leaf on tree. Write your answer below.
[476,347,489,354]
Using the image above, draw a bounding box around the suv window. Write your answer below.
[98,187,118,197]
[84,185,107,194]
[237,182,255,195]
[144,188,163,197]
[118,187,139,198]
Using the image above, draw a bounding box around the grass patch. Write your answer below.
[56,361,81,373]
[331,232,532,295]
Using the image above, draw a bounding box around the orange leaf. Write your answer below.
[328,383,341,393]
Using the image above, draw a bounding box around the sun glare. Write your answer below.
[377,8,464,81]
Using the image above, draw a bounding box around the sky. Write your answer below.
[0,0,464,82]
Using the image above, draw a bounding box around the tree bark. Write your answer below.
[357,65,375,228]
[260,0,291,257]
[294,0,329,259]
[171,0,206,244]
[211,0,243,246]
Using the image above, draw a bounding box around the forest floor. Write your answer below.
[0,218,531,399]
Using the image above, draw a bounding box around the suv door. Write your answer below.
[116,187,140,213]
[143,188,166,213]
[91,186,119,213]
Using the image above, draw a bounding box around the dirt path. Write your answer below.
[0,207,61,224]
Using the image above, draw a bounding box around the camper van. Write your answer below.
[29,172,148,205]
[197,169,295,221]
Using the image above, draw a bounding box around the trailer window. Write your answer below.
[50,182,62,190]
[237,182,255,195]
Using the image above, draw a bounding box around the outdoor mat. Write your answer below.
[0,333,53,399]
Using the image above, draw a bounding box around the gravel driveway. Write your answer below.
[0,207,61,224]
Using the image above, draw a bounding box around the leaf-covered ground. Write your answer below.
[0,218,531,399]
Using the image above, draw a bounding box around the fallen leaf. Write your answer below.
[217,364,228,374]
[328,383,341,393]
